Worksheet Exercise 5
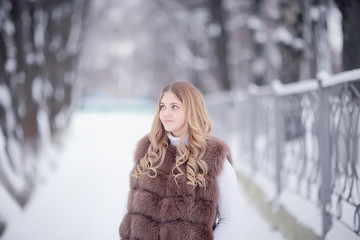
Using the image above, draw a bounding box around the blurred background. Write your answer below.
[0,0,360,239]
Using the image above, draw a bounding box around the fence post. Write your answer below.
[249,93,257,172]
[274,94,283,195]
[318,73,332,240]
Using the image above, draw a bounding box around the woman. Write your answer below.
[119,81,239,240]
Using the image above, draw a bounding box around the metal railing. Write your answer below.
[206,68,360,239]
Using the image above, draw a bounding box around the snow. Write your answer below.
[238,157,360,240]
[1,111,151,240]
[247,16,262,31]
[310,6,320,21]
[33,10,46,49]
[273,27,304,50]
[32,77,43,104]
[1,110,286,240]
[0,84,17,132]
[0,181,22,226]
[3,19,15,35]
[234,181,285,240]
[3,105,357,239]
[43,77,53,97]
[272,79,318,96]
[322,68,360,88]
[327,2,343,54]
[53,109,67,130]
[25,53,35,65]
[0,128,28,198]
[207,22,221,38]
[269,68,360,96]
[255,31,267,44]
[252,58,266,76]
[111,41,135,57]
[49,35,61,52]
[6,137,23,175]
[280,189,322,235]
[327,220,360,240]
[0,85,12,108]
[17,101,26,119]
[5,59,16,73]
[36,109,56,175]
[0,84,28,202]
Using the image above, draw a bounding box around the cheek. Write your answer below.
[159,110,164,121]
[179,112,186,126]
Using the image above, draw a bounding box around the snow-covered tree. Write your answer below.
[0,0,90,234]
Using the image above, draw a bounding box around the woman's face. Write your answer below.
[159,92,186,137]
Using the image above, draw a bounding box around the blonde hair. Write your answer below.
[132,81,212,188]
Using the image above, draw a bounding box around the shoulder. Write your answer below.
[206,136,233,165]
[134,134,151,164]
[205,136,233,176]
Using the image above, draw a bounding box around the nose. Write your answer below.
[163,108,171,117]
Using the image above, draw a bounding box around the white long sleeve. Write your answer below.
[213,159,240,240]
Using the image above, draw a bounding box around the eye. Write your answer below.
[172,105,179,109]
[160,104,166,109]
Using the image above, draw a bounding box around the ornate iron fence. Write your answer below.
[206,68,360,239]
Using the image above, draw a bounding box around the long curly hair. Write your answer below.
[132,81,212,188]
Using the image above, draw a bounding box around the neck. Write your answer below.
[168,133,188,146]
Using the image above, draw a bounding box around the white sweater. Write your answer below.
[167,134,240,240]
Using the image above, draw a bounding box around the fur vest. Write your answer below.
[119,135,232,240]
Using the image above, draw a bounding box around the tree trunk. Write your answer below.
[277,0,303,83]
[335,0,360,70]
[208,0,231,90]
[299,0,317,80]
[313,0,332,74]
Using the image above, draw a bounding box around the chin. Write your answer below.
[163,127,172,132]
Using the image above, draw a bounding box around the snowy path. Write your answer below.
[2,111,285,240]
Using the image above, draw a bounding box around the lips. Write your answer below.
[163,120,174,123]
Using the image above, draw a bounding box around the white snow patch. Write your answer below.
[0,84,12,108]
[310,6,320,21]
[247,16,262,30]
[110,41,135,57]
[1,111,153,240]
[31,77,43,104]
[34,10,47,49]
[208,22,221,38]
[26,53,35,65]
[3,19,15,35]
[5,59,16,73]
[327,2,343,54]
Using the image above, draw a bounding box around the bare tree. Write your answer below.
[0,0,90,235]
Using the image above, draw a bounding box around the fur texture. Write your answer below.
[119,135,232,240]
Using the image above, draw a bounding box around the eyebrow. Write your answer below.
[160,102,181,105]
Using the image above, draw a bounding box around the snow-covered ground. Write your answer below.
[1,110,285,240]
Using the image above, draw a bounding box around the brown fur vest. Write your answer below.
[119,135,232,240]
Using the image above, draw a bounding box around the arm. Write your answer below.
[213,159,240,240]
